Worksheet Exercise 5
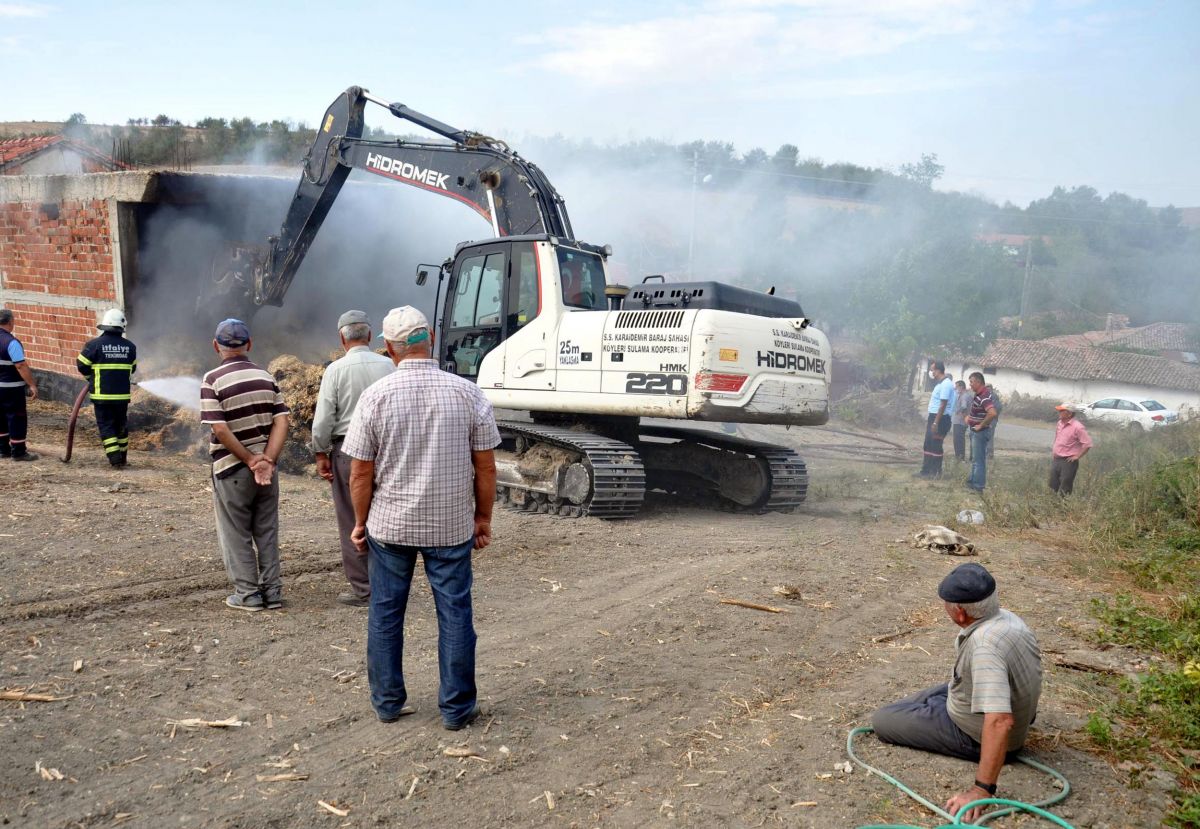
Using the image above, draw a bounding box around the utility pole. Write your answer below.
[1017,238,1033,336]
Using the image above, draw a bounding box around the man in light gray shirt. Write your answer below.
[312,310,394,607]
[872,563,1042,823]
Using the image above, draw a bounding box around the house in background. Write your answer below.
[921,338,1200,417]
[0,135,124,175]
[1042,321,1199,363]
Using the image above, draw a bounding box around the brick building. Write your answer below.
[0,171,295,399]
[0,174,147,392]
[0,168,418,400]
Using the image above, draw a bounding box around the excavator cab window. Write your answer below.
[557,248,607,311]
[506,244,540,333]
[443,248,506,378]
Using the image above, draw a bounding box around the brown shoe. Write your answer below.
[336,591,369,607]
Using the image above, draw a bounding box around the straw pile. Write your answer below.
[267,354,330,474]
[126,388,205,454]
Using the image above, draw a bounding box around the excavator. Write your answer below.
[209,86,832,519]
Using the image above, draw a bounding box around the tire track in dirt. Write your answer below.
[0,556,342,623]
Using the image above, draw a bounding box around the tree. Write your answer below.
[771,144,799,174]
[899,153,944,188]
[63,112,88,139]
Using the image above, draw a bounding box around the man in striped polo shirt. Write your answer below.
[965,372,998,492]
[200,319,290,612]
[872,564,1042,823]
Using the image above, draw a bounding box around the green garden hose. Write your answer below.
[847,726,1074,828]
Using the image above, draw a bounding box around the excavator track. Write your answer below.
[637,425,809,513]
[496,421,645,519]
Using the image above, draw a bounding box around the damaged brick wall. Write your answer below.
[0,199,117,375]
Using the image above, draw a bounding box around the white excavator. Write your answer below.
[208,87,831,518]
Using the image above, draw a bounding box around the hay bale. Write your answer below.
[268,354,326,427]
[267,354,329,475]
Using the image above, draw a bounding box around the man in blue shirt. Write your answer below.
[0,308,40,462]
[917,360,954,478]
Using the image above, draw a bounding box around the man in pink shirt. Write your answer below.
[1050,403,1092,494]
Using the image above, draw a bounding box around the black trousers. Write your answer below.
[920,413,952,476]
[0,385,29,457]
[94,401,129,465]
[1049,455,1079,495]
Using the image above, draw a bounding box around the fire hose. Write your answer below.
[847,726,1074,828]
[60,385,89,463]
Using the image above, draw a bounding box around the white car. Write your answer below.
[1078,397,1180,431]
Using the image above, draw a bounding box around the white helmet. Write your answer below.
[99,308,126,330]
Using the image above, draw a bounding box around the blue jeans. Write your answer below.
[967,426,992,491]
[367,535,477,725]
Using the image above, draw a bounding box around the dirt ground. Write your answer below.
[0,401,1169,828]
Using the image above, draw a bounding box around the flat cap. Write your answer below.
[214,318,250,348]
[337,310,370,329]
[937,563,996,604]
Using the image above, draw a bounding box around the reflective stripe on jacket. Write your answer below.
[78,331,138,402]
[0,328,26,388]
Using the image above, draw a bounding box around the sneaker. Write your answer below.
[225,593,265,612]
[336,591,370,607]
[443,705,482,731]
[12,452,39,462]
[378,705,417,723]
[263,593,285,610]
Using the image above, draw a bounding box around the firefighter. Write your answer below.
[77,309,137,467]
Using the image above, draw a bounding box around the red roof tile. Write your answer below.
[982,338,1200,392]
[1041,322,1199,353]
[0,134,125,172]
[0,134,64,165]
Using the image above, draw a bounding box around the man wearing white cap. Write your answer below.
[311,310,394,607]
[1050,402,1091,495]
[342,305,501,730]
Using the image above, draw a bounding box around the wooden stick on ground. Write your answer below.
[872,627,916,644]
[719,598,786,614]
[317,800,349,817]
[0,690,72,702]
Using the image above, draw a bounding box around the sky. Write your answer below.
[1,0,1197,207]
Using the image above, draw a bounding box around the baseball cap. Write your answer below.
[1054,402,1073,411]
[937,563,996,604]
[337,310,370,329]
[380,306,431,344]
[214,318,251,347]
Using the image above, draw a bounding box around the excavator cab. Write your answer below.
[436,236,610,380]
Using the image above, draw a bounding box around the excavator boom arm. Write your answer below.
[254,86,572,306]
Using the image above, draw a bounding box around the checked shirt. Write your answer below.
[342,358,501,547]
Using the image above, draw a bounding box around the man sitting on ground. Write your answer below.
[871,563,1042,822]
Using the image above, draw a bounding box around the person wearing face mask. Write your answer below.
[916,360,955,479]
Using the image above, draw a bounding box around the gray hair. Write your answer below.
[339,322,371,343]
[951,592,1000,622]
[384,333,432,358]
[0,309,12,326]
